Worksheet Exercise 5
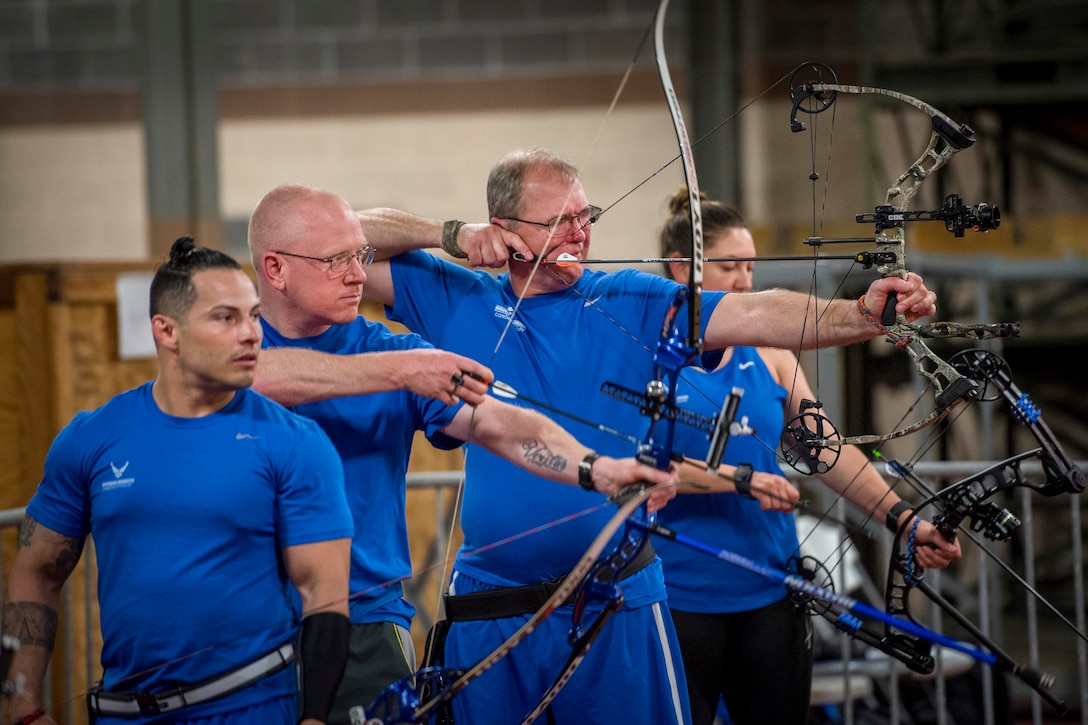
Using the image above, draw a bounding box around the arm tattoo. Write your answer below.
[17,516,36,550]
[521,440,567,473]
[19,515,84,579]
[2,602,58,651]
[52,536,84,580]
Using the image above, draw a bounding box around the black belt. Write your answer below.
[86,642,294,719]
[445,542,656,623]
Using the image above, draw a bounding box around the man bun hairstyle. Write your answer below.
[150,236,243,320]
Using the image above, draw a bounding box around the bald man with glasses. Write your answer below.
[246,183,676,724]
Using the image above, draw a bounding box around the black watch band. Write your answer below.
[733,462,754,498]
[886,500,915,534]
[578,452,601,491]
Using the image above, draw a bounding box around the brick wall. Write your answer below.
[4,0,1086,93]
[0,0,687,90]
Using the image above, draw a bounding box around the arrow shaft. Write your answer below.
[549,254,866,265]
[491,381,641,445]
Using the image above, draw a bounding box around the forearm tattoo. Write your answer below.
[3,602,59,651]
[521,440,566,473]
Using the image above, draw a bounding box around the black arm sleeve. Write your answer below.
[297,611,350,723]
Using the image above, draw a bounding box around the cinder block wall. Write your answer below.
[0,1,680,90]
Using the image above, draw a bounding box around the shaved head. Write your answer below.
[248,184,354,261]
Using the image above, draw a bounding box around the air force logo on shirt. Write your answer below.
[102,461,135,490]
[493,304,527,333]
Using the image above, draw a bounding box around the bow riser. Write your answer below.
[885,556,1067,715]
[522,3,708,719]
[879,405,1084,719]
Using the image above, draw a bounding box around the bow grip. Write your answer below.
[881,292,898,326]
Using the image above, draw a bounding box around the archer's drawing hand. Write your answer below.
[459,222,533,269]
[401,349,493,407]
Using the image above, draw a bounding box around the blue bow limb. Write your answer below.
[626,517,997,666]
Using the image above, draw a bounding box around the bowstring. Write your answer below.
[784,94,1024,603]
[417,7,660,683]
[780,81,958,583]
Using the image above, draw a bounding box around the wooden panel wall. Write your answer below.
[1,263,159,722]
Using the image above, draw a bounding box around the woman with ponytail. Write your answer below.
[655,189,961,725]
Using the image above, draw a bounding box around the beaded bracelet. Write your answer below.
[855,294,886,330]
[856,294,909,347]
[13,708,45,725]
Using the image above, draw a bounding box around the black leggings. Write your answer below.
[670,598,813,725]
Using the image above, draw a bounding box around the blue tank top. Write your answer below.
[656,347,800,613]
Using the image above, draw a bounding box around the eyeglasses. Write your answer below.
[275,245,376,274]
[503,205,602,234]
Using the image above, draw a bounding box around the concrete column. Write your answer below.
[142,0,221,257]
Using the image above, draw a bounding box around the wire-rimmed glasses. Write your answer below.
[502,205,603,235]
[275,245,376,274]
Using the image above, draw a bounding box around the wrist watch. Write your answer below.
[578,452,601,491]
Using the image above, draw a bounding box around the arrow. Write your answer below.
[490,379,641,445]
[546,251,896,267]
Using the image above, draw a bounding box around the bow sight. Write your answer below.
[858,193,1001,238]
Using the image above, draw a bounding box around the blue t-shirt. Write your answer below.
[260,316,461,628]
[656,347,800,613]
[388,251,725,607]
[27,383,351,721]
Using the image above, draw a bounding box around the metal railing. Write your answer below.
[1,462,1084,723]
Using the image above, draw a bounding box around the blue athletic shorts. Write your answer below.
[445,570,692,724]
